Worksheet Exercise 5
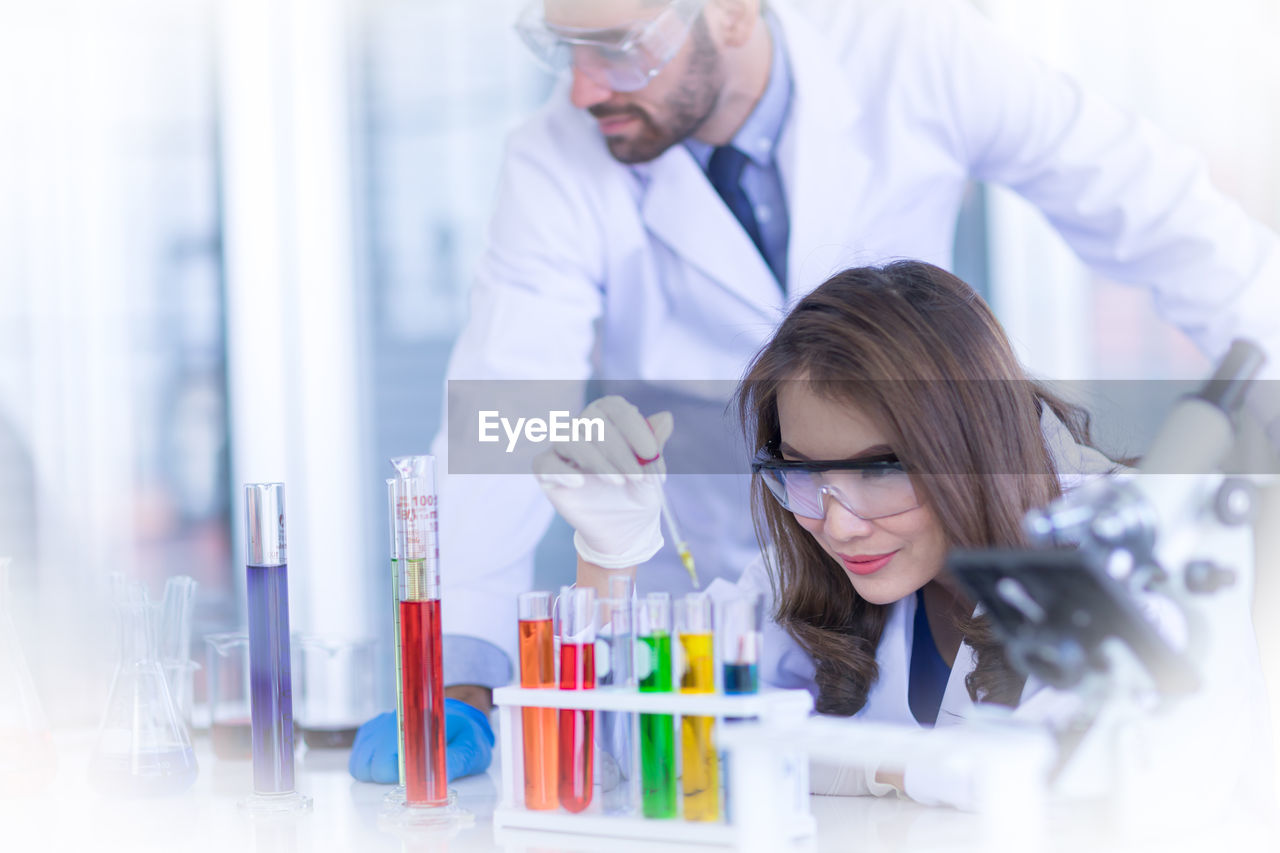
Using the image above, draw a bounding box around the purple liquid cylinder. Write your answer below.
[247,562,294,792]
[245,483,298,795]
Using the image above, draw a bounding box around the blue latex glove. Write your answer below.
[348,698,495,784]
[443,698,495,781]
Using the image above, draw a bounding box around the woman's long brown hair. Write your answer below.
[735,261,1096,715]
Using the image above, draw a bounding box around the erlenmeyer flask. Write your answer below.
[89,585,198,796]
[0,557,58,795]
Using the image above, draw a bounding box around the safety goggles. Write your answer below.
[515,0,708,93]
[751,447,921,521]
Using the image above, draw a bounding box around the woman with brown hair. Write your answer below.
[734,260,1110,720]
[535,260,1116,799]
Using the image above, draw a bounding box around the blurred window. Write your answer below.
[0,0,232,721]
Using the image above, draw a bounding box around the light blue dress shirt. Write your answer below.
[684,11,793,286]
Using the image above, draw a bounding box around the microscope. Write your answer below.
[950,339,1272,824]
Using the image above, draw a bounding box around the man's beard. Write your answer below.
[593,17,723,164]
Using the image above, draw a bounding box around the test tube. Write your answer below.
[393,455,449,809]
[386,478,407,797]
[557,585,596,813]
[597,575,636,815]
[240,483,311,814]
[720,596,762,695]
[638,592,676,819]
[718,595,762,822]
[677,594,719,822]
[517,591,557,810]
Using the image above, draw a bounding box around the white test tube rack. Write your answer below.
[718,715,1056,853]
[492,686,817,846]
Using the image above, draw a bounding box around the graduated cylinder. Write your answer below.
[386,478,407,790]
[244,483,298,795]
[393,455,448,807]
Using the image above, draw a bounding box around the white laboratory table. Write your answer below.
[3,731,1276,853]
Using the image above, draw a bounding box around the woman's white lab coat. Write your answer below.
[718,551,999,803]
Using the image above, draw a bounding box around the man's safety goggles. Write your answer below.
[751,448,922,521]
[515,0,708,93]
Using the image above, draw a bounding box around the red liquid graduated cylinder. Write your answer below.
[558,642,595,813]
[401,598,447,806]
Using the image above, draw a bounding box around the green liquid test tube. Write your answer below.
[638,593,676,819]
[387,479,406,789]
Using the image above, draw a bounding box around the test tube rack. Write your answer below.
[720,715,1056,853]
[492,685,816,846]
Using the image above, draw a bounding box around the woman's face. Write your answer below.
[775,381,948,605]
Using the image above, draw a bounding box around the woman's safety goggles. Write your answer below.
[751,448,922,521]
[515,0,708,93]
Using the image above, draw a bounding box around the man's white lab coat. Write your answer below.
[432,0,1280,679]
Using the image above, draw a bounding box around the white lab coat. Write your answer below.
[725,551,1052,805]
[433,0,1280,676]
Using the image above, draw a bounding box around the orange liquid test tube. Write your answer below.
[517,592,557,810]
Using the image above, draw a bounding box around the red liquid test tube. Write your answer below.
[557,586,596,813]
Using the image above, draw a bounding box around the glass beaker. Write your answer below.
[89,586,198,796]
[163,659,200,739]
[205,632,253,760]
[158,576,199,737]
[294,635,378,749]
[0,557,58,796]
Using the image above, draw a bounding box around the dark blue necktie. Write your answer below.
[707,145,769,272]
[908,588,952,727]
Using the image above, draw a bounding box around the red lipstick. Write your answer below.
[840,551,897,576]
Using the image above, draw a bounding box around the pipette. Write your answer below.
[660,495,700,589]
[638,448,700,588]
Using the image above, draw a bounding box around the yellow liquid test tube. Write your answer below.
[677,595,719,822]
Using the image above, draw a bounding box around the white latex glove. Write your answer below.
[532,396,674,569]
